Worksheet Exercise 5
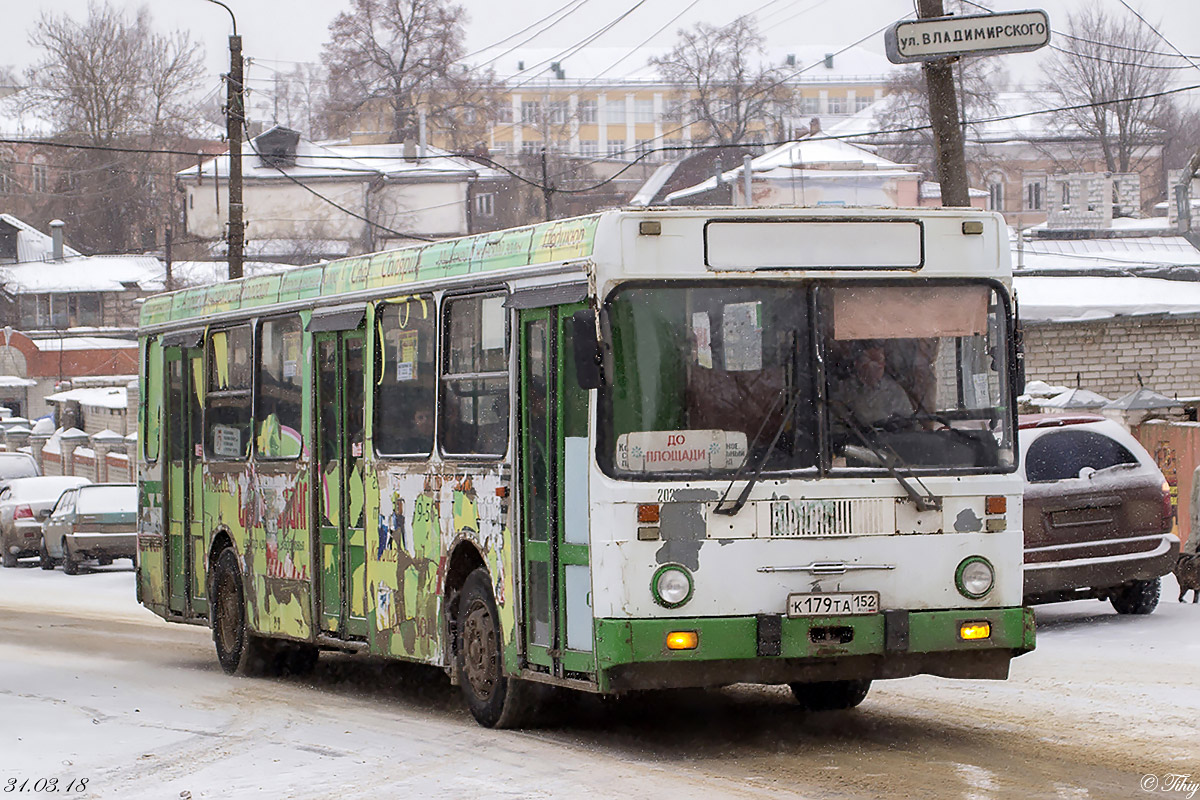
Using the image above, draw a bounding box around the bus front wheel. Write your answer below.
[211,547,274,675]
[457,568,537,728]
[789,679,872,711]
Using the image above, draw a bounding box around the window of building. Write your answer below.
[521,100,541,125]
[1059,182,1071,208]
[663,98,684,121]
[20,293,102,329]
[606,139,626,159]
[801,96,820,115]
[31,164,48,194]
[1025,179,1044,211]
[987,174,1005,212]
[519,140,541,155]
[547,100,568,125]
[579,140,598,157]
[634,99,654,123]
[497,105,514,124]
[855,96,872,113]
[604,98,626,125]
[376,295,436,456]
[256,315,302,459]
[578,99,597,124]
[206,325,253,460]
[441,294,508,456]
[474,192,495,218]
[0,163,13,194]
[827,95,846,115]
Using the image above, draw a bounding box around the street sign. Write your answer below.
[885,9,1050,64]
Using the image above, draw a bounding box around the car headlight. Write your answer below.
[956,556,995,599]
[652,564,694,608]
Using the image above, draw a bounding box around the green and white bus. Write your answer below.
[136,206,1033,727]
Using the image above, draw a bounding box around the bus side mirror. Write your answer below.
[571,309,603,390]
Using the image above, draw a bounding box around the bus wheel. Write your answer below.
[789,679,872,711]
[211,547,273,675]
[457,568,536,728]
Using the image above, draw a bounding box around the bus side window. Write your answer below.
[256,315,303,459]
[375,295,436,457]
[440,293,508,457]
[206,325,253,460]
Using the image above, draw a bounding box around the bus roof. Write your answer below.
[140,205,1003,331]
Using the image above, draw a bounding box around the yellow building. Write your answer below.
[473,45,894,162]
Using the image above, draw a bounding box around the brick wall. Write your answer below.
[1023,314,1200,398]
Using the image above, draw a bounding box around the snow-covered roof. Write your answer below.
[1014,236,1200,271]
[43,386,128,410]
[179,135,504,183]
[0,376,36,387]
[32,338,137,352]
[0,214,84,264]
[1014,274,1200,322]
[169,260,295,287]
[1,254,162,293]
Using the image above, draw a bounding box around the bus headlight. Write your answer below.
[652,564,694,608]
[956,556,995,599]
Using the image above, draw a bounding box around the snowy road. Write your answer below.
[1,566,1198,800]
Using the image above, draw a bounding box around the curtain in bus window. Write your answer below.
[441,294,509,456]
[256,315,303,459]
[206,325,252,460]
[375,296,436,456]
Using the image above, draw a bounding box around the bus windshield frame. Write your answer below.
[597,278,1017,482]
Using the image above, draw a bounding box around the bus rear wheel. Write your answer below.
[789,679,872,711]
[457,568,537,728]
[211,547,274,675]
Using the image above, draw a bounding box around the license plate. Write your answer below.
[787,591,879,617]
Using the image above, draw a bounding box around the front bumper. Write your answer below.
[593,606,1034,693]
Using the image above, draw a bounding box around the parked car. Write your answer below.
[0,476,92,567]
[1020,414,1179,614]
[0,451,40,492]
[42,483,137,574]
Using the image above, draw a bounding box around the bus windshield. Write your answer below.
[600,281,1014,480]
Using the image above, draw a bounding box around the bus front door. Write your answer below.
[164,346,204,616]
[314,331,368,639]
[519,304,593,679]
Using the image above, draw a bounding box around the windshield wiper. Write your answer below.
[714,387,807,516]
[833,406,942,512]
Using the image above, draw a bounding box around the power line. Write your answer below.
[462,0,592,65]
[1115,0,1200,76]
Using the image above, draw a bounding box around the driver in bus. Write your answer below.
[831,340,914,429]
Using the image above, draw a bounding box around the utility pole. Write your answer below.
[165,225,174,292]
[540,147,553,221]
[917,0,970,207]
[226,32,245,280]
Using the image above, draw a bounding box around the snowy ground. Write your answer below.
[1,565,1198,799]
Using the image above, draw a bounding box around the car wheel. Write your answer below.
[1,549,16,568]
[1110,577,1161,615]
[39,540,55,570]
[62,541,79,575]
[456,568,538,728]
[210,547,274,675]
[789,679,872,711]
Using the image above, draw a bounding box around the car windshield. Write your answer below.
[600,281,1014,480]
[76,485,137,514]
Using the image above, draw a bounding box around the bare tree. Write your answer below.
[28,2,205,145]
[23,2,207,254]
[320,0,499,145]
[1044,6,1171,174]
[650,17,790,147]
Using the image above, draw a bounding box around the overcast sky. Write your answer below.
[3,0,1199,98]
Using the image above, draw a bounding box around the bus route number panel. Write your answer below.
[787,591,880,618]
